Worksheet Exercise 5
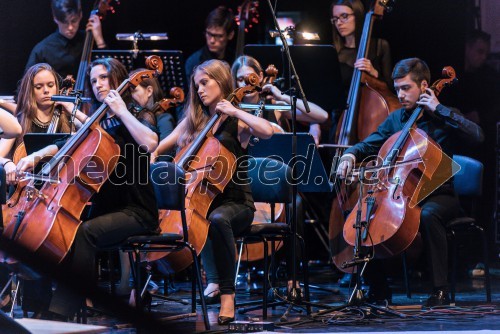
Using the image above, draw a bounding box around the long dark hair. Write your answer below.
[86,58,131,114]
[16,63,72,136]
[330,0,365,53]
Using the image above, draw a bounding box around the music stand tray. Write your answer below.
[244,44,344,111]
[23,134,70,156]
[249,133,332,192]
[92,50,187,93]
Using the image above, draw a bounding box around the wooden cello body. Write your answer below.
[329,0,399,272]
[343,66,458,258]
[146,74,261,272]
[2,59,162,264]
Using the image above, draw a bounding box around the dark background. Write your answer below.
[0,0,467,96]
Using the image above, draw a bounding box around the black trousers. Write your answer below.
[49,211,153,317]
[365,192,460,290]
[201,203,254,295]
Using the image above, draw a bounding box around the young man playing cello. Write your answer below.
[336,58,484,306]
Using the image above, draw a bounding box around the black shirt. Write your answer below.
[25,30,85,77]
[338,38,393,97]
[184,45,235,81]
[211,116,255,211]
[56,114,159,229]
[345,105,484,160]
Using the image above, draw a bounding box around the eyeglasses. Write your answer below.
[205,30,226,41]
[330,13,354,24]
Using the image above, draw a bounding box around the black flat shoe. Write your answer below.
[197,292,221,305]
[205,293,221,305]
[217,315,235,325]
[425,289,450,307]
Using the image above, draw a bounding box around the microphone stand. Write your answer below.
[265,0,315,319]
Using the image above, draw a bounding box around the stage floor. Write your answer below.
[8,263,500,333]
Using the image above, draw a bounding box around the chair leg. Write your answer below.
[235,241,244,286]
[402,251,412,298]
[133,248,143,310]
[187,243,210,330]
[262,237,269,320]
[476,225,491,302]
[297,233,311,315]
[449,231,457,303]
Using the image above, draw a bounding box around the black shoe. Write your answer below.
[425,290,450,307]
[217,315,235,325]
[197,291,221,305]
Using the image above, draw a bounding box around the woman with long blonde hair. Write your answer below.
[154,59,274,325]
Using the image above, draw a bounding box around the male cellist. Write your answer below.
[336,58,484,306]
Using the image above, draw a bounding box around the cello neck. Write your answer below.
[177,112,221,169]
[41,77,131,175]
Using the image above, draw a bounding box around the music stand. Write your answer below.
[238,133,333,316]
[249,133,332,193]
[244,44,344,112]
[23,134,70,156]
[92,50,187,93]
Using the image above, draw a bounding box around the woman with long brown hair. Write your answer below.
[0,63,73,184]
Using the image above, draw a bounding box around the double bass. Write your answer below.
[328,0,400,273]
[343,67,458,258]
[146,73,261,272]
[2,57,163,264]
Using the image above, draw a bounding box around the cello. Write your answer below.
[328,0,400,273]
[342,66,458,258]
[146,73,261,272]
[133,86,185,127]
[2,57,163,264]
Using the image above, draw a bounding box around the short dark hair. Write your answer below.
[205,6,235,33]
[466,29,491,46]
[392,58,430,85]
[51,0,81,22]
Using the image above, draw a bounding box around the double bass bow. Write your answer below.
[342,66,458,259]
[2,56,163,264]
[146,73,261,272]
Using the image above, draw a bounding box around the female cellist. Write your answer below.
[0,63,75,317]
[0,63,73,184]
[154,59,273,325]
[15,58,159,320]
[337,58,484,306]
